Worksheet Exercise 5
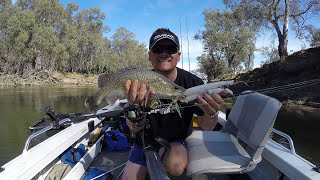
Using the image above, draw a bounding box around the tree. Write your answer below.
[224,0,320,59]
[6,10,36,75]
[259,44,280,65]
[72,8,106,73]
[305,25,320,47]
[258,33,280,65]
[65,2,78,24]
[0,0,11,12]
[16,0,33,10]
[108,27,150,72]
[195,8,256,77]
[197,54,229,81]
[32,0,64,30]
[0,0,14,69]
[30,26,67,71]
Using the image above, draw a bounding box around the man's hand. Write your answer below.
[196,91,226,115]
[196,90,230,130]
[125,80,156,106]
[124,80,156,134]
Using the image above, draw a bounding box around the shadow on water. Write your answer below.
[274,108,320,165]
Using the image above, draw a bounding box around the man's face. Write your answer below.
[149,39,180,73]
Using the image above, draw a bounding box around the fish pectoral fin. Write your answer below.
[144,87,155,107]
[105,91,126,106]
[107,96,120,106]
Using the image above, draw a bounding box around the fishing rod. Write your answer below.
[233,78,320,97]
[166,78,320,109]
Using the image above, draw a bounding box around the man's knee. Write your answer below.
[159,142,188,176]
[121,161,148,180]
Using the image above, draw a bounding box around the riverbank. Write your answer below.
[230,46,320,107]
[0,71,98,86]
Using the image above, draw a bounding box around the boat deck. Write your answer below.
[88,147,251,180]
[88,149,130,179]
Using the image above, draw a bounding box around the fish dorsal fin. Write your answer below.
[98,68,144,88]
[155,71,186,92]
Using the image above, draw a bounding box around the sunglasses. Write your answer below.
[151,45,178,54]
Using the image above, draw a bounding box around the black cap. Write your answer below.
[149,28,180,50]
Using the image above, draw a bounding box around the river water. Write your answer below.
[0,86,319,166]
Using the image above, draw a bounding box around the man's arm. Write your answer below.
[197,114,218,131]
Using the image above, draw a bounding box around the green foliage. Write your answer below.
[260,47,280,65]
[0,0,11,12]
[30,26,63,70]
[311,31,320,47]
[107,27,150,72]
[259,38,280,65]
[0,1,149,77]
[5,10,35,75]
[305,25,320,47]
[197,54,231,82]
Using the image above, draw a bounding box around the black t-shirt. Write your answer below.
[137,67,204,146]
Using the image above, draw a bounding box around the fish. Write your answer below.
[85,69,186,112]
[85,68,235,113]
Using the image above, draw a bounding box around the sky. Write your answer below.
[12,0,319,71]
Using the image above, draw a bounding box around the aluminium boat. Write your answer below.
[0,92,319,180]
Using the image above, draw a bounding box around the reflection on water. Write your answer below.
[0,86,319,167]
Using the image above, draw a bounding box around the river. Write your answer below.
[0,86,319,166]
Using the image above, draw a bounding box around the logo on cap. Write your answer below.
[153,34,175,42]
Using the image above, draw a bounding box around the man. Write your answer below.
[121,28,226,180]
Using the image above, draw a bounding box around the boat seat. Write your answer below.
[186,91,282,176]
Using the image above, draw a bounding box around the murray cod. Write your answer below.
[85,69,186,112]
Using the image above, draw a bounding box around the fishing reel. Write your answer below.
[123,104,151,127]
